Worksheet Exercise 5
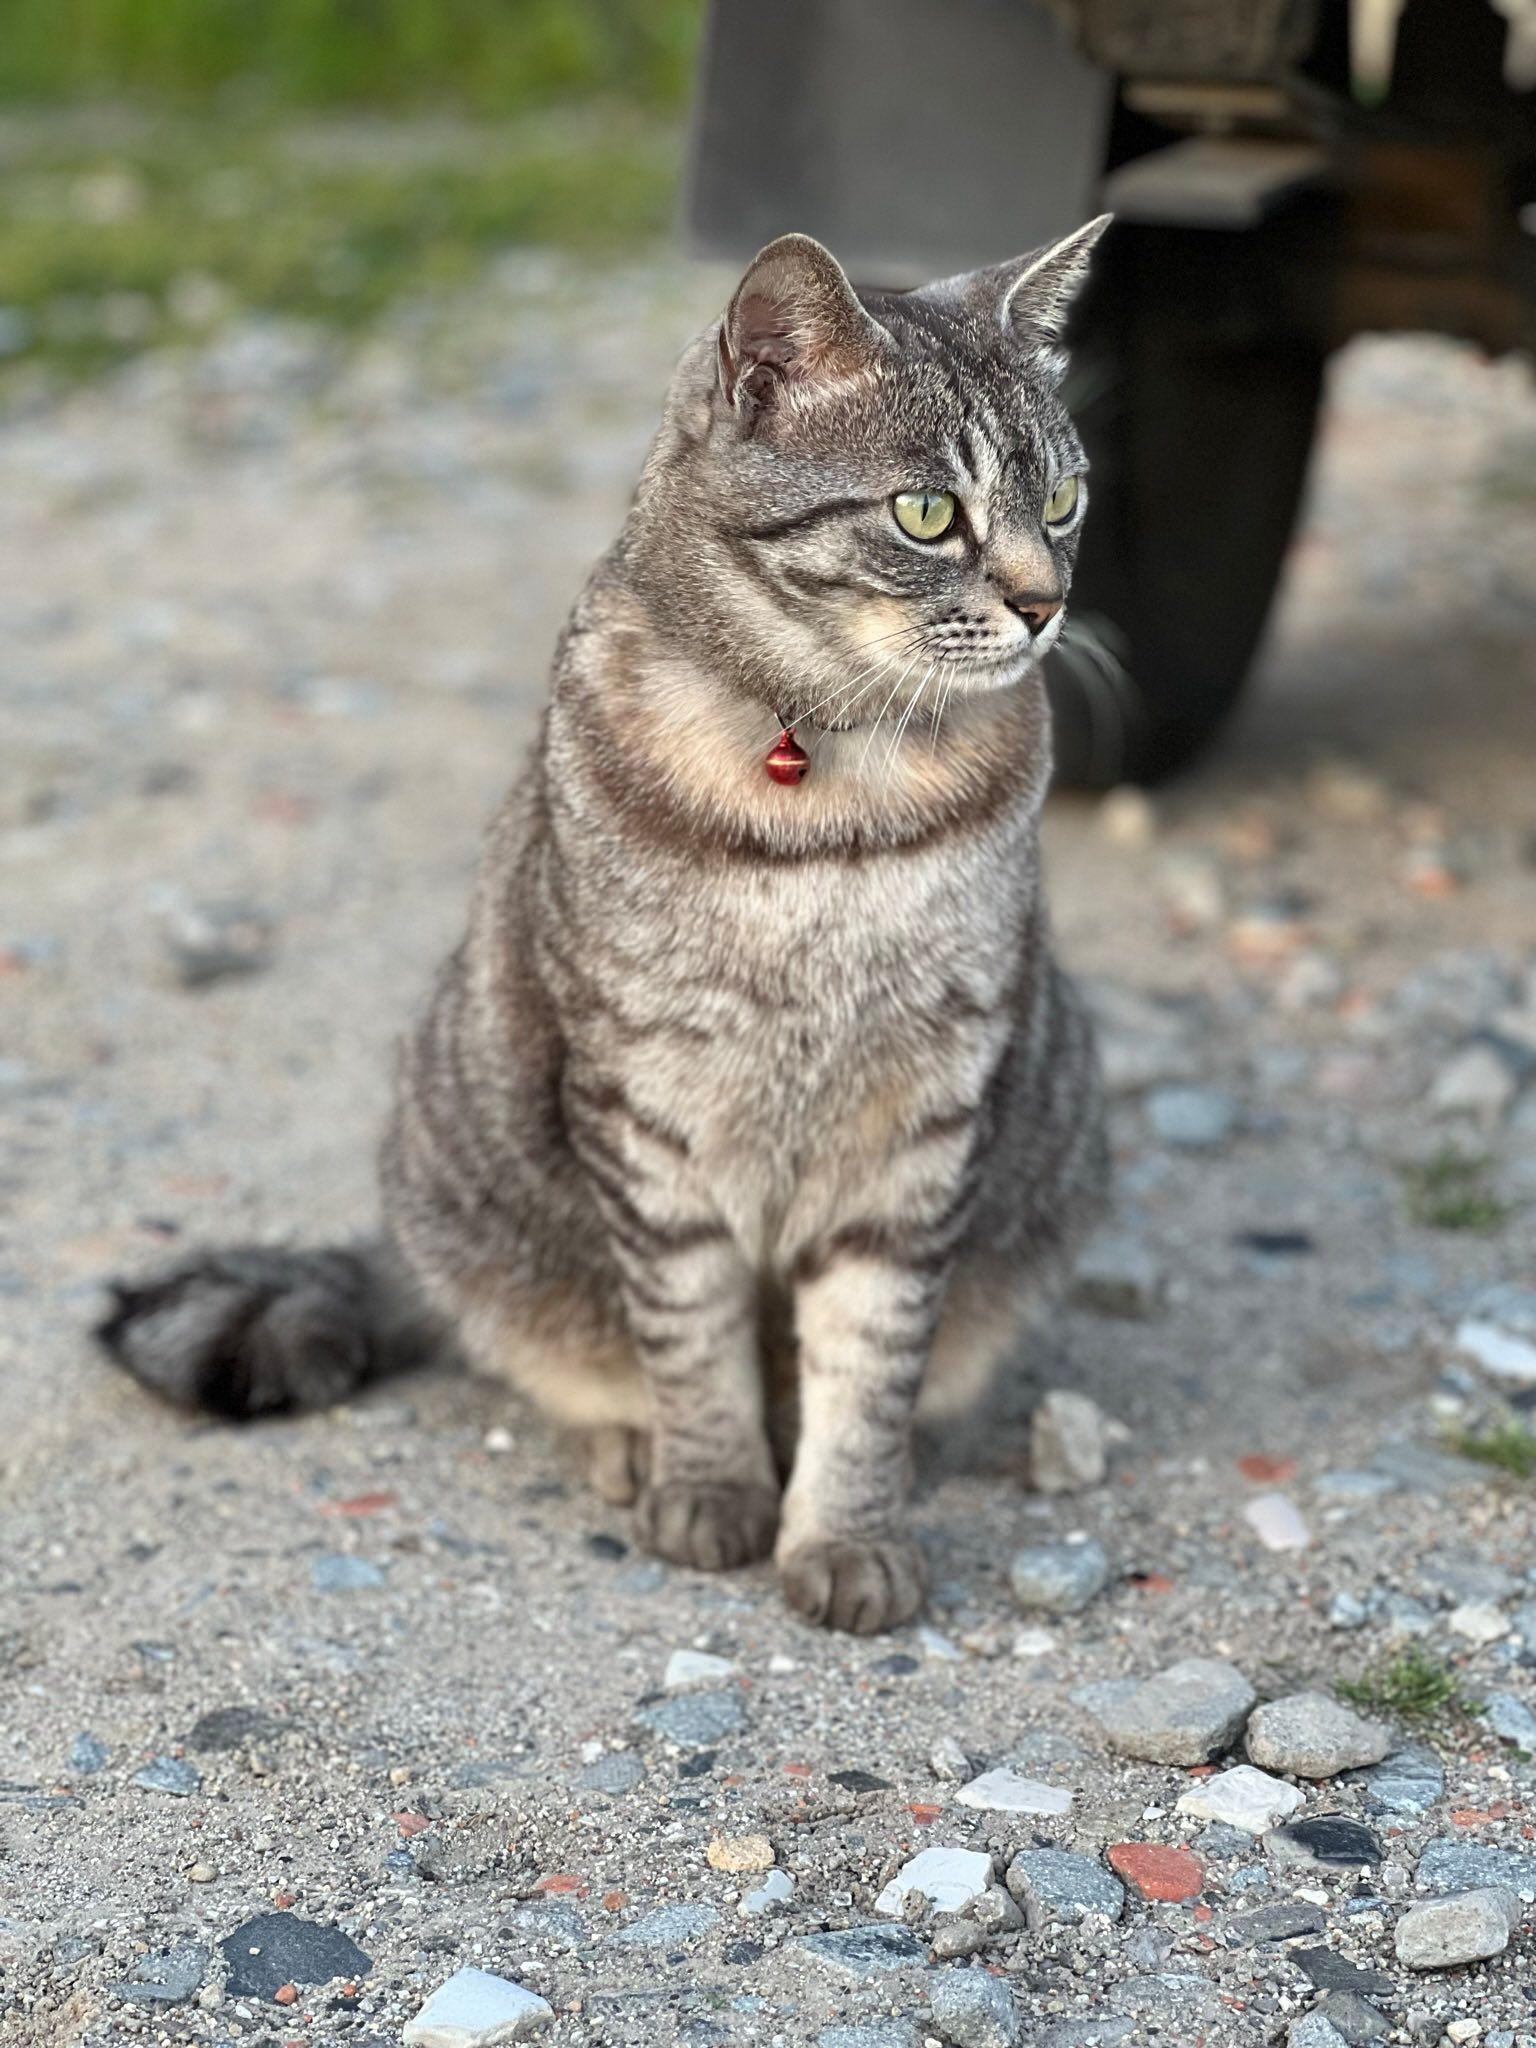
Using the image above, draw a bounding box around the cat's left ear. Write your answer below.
[925,214,1113,344]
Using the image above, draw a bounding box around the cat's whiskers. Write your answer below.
[881,660,939,791]
[855,645,930,779]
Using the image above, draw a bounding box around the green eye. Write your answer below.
[1044,476,1080,525]
[893,489,956,541]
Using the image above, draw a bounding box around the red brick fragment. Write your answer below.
[1107,1841,1204,1903]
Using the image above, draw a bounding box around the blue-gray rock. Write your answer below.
[1415,1838,1536,1894]
[219,1912,373,2001]
[1484,1690,1536,1749]
[1192,1824,1253,1860]
[1145,1085,1234,1149]
[1068,1678,1140,1718]
[1007,1540,1112,1615]
[68,1732,108,1775]
[1511,1600,1536,1650]
[575,1751,645,1795]
[1005,1849,1125,1928]
[1288,2019,1347,2048]
[1369,1442,1486,1495]
[1245,1692,1391,1779]
[131,1756,201,1798]
[819,2028,922,2048]
[1315,1473,1398,1503]
[310,1554,386,1592]
[927,1969,1020,2048]
[1266,1817,1382,1869]
[612,1905,717,1947]
[1418,1553,1523,1606]
[115,1944,208,2005]
[798,1925,927,1977]
[636,1691,745,1750]
[1364,1747,1444,1816]
[1327,1590,1371,1629]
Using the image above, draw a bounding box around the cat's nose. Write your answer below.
[1005,591,1063,636]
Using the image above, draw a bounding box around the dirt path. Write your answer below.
[1,260,1534,2047]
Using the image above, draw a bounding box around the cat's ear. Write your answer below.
[925,214,1113,344]
[718,234,889,428]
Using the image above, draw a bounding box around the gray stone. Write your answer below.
[310,1553,386,1592]
[187,1706,283,1752]
[1008,1539,1111,1615]
[798,1925,927,1978]
[158,895,276,988]
[1288,2020,1348,2048]
[219,1912,372,2000]
[404,1966,553,2044]
[1029,1390,1110,1492]
[1484,1689,1536,1749]
[1364,1747,1444,1816]
[1327,1590,1372,1629]
[927,1969,1020,2048]
[1070,1235,1165,1319]
[1146,1084,1234,1149]
[636,1690,745,1750]
[1369,1442,1485,1494]
[1245,1692,1392,1779]
[1509,1600,1536,1649]
[115,1943,208,2006]
[1394,1886,1520,1969]
[612,1904,717,1947]
[68,1732,108,1774]
[1415,1838,1536,1894]
[1432,1041,1522,1119]
[1005,1849,1125,1929]
[1314,1992,1392,2044]
[1097,1657,1257,1765]
[1291,1950,1393,1997]
[131,1756,201,1797]
[1316,1474,1399,1503]
[575,1751,645,1795]
[1230,1901,1327,1946]
[1267,1816,1382,1870]
[1418,1552,1524,1606]
[1378,1592,1437,1638]
[1192,1823,1253,1860]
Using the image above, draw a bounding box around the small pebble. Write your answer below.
[1030,1388,1111,1491]
[1243,1491,1312,1552]
[664,1648,736,1689]
[707,1832,774,1874]
[1070,1235,1165,1320]
[954,1769,1071,1817]
[1005,1848,1125,1928]
[1448,1603,1508,1645]
[1008,1538,1111,1615]
[1098,1657,1257,1765]
[403,1965,554,2044]
[738,1868,794,1919]
[1146,1084,1234,1149]
[927,1967,1021,2048]
[132,1756,201,1798]
[1105,1842,1204,1903]
[1176,1763,1304,1834]
[875,1846,994,1918]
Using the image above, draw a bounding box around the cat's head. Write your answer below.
[632,217,1110,736]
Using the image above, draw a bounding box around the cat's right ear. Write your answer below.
[718,234,888,431]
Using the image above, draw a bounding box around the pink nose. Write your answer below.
[1007,592,1063,635]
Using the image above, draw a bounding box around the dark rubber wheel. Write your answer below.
[1047,217,1330,787]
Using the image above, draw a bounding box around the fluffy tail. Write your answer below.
[96,1241,438,1419]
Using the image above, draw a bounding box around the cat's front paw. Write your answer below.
[778,1536,926,1635]
[634,1480,779,1571]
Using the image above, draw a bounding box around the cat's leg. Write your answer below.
[776,1242,946,1633]
[612,1226,780,1571]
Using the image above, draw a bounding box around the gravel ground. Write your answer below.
[2,254,1535,2048]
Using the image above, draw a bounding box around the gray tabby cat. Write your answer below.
[99,219,1112,1634]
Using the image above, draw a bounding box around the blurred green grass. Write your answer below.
[0,1,703,378]
[0,1,701,112]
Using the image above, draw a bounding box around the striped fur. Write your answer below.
[102,224,1112,1634]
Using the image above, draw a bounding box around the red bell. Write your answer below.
[765,726,809,786]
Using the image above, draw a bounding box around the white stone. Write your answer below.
[738,1868,795,1918]
[1175,1764,1305,1835]
[875,1846,993,1918]
[1031,1388,1112,1490]
[1455,1319,1536,1385]
[1446,2024,1482,2045]
[664,1649,736,1690]
[929,1735,972,1782]
[1432,1043,1520,1120]
[1449,1603,1509,1645]
[404,1967,553,2046]
[1243,1492,1312,1552]
[954,1770,1072,1818]
[1013,1627,1057,1659]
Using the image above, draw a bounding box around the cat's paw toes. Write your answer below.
[634,1481,779,1571]
[777,1536,926,1635]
